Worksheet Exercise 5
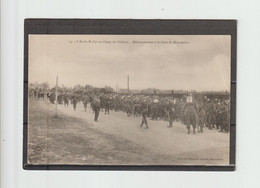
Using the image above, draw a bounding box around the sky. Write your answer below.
[28,35,231,91]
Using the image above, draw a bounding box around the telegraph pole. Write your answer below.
[55,75,58,117]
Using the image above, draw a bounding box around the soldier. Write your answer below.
[82,95,89,112]
[91,97,101,121]
[63,93,69,107]
[114,96,120,112]
[151,103,159,121]
[147,101,152,118]
[49,92,55,104]
[99,94,105,112]
[178,99,186,123]
[206,99,216,130]
[217,101,229,133]
[104,97,111,115]
[126,101,133,117]
[57,94,63,104]
[172,100,178,122]
[72,96,77,111]
[34,90,37,98]
[197,106,206,133]
[215,101,221,130]
[140,105,148,129]
[38,91,44,99]
[183,94,199,134]
[167,103,175,128]
[47,92,50,99]
[134,103,141,117]
[161,103,168,121]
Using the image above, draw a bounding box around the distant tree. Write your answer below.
[41,82,49,91]
[84,84,94,93]
[104,85,114,93]
[73,84,84,90]
[29,81,50,92]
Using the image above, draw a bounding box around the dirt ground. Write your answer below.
[27,98,230,165]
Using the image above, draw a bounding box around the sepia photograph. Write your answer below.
[25,33,232,167]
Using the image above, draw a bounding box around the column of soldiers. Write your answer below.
[43,91,230,134]
[29,89,45,99]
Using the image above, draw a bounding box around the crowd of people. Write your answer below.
[31,90,230,134]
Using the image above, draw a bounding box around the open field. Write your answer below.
[27,98,229,165]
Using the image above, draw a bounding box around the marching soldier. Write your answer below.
[49,92,55,104]
[82,95,89,112]
[206,99,216,130]
[140,105,149,129]
[178,99,186,123]
[57,94,63,104]
[72,96,77,111]
[217,101,229,133]
[104,97,111,115]
[167,103,175,128]
[133,103,140,117]
[63,93,69,107]
[183,94,199,134]
[91,97,101,121]
[151,103,159,121]
[198,106,206,133]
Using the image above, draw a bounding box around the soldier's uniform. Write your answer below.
[92,97,101,121]
[72,96,77,111]
[198,107,206,133]
[49,93,55,104]
[140,107,148,129]
[99,95,105,111]
[64,94,69,107]
[83,96,89,112]
[167,105,175,128]
[133,103,140,117]
[151,103,159,120]
[58,95,63,104]
[126,101,133,117]
[206,101,216,129]
[178,101,186,123]
[217,103,229,132]
[183,103,199,134]
[104,99,111,115]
